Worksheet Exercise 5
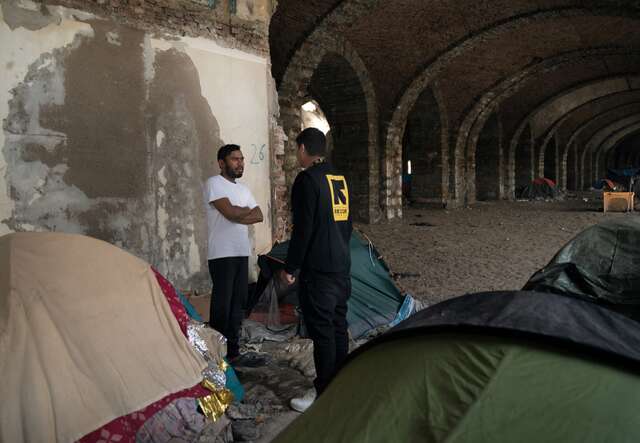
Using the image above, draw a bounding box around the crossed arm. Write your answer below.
[211,198,263,225]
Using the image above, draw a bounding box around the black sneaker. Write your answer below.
[229,352,268,368]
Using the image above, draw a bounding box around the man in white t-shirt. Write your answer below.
[204,144,263,361]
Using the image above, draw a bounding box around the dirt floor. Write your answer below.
[215,194,637,442]
[357,195,624,306]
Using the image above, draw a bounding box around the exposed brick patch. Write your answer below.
[49,0,272,56]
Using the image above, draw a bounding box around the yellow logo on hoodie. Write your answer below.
[326,175,349,222]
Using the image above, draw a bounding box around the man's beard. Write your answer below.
[225,165,243,178]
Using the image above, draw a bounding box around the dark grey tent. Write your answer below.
[523,217,640,321]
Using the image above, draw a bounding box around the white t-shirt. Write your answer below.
[204,175,258,260]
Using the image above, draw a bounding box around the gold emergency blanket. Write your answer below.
[198,380,234,421]
[0,232,207,443]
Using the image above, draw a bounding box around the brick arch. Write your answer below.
[274,21,379,230]
[309,53,374,222]
[609,131,640,169]
[599,124,640,170]
[557,96,640,190]
[591,118,640,183]
[503,64,640,195]
[539,128,568,189]
[539,114,591,191]
[463,52,640,203]
[580,115,640,188]
[400,86,448,206]
[384,8,640,212]
[466,53,627,202]
[527,76,640,190]
[473,111,503,201]
[540,94,640,191]
[567,104,640,189]
[514,124,535,192]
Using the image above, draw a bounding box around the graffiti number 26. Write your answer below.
[250,144,266,164]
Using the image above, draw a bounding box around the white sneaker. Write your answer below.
[290,389,316,412]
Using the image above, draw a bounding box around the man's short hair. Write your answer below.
[218,144,241,161]
[296,128,326,156]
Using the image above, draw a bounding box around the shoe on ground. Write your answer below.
[290,389,316,412]
[228,352,267,368]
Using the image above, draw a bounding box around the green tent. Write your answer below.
[252,231,407,339]
[274,291,640,442]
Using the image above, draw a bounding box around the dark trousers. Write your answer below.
[298,270,351,395]
[208,257,248,359]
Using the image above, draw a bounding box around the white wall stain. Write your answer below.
[107,213,131,232]
[155,153,203,281]
[158,164,168,186]
[19,53,66,149]
[13,0,41,13]
[13,159,92,233]
[157,205,169,241]
[142,34,155,101]
[157,165,169,239]
[105,31,121,46]
[156,129,165,148]
[188,233,201,277]
[183,162,193,178]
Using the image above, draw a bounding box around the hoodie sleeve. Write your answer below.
[285,172,317,274]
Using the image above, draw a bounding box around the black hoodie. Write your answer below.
[284,161,352,275]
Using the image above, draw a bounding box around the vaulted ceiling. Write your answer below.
[270,0,640,141]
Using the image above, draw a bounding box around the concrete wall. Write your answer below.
[1,0,273,290]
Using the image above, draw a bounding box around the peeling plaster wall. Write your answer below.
[1,1,272,289]
[0,2,94,236]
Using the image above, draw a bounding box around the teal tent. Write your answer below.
[251,231,407,339]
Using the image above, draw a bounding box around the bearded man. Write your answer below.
[204,144,263,362]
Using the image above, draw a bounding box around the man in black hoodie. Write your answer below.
[281,127,353,412]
